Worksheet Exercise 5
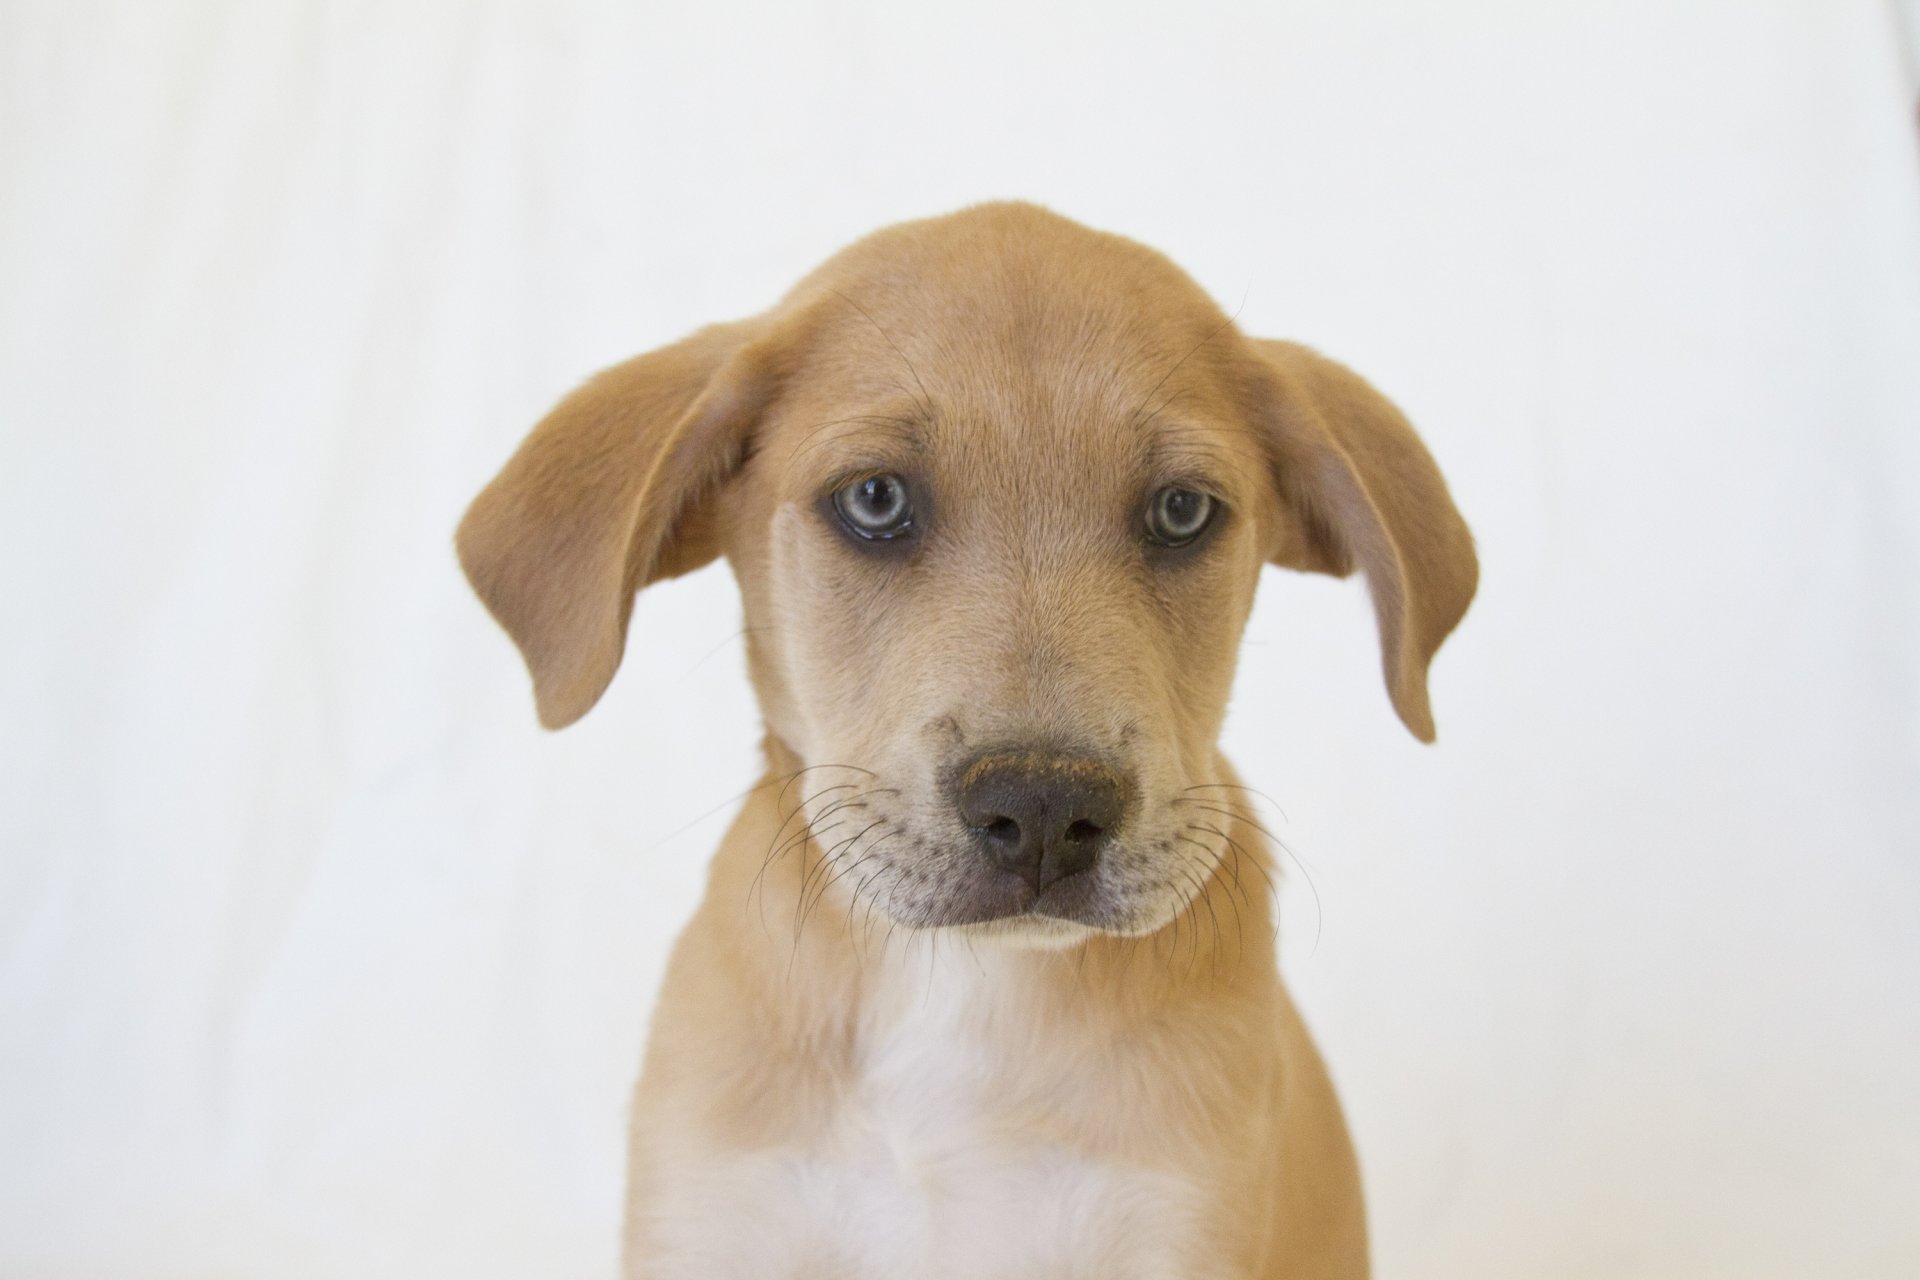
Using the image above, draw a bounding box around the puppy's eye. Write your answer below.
[832,473,915,540]
[1145,487,1216,547]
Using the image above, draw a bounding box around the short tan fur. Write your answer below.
[458,202,1476,1279]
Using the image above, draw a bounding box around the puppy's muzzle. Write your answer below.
[955,753,1128,893]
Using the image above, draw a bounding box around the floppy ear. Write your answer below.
[456,319,778,729]
[1245,338,1478,743]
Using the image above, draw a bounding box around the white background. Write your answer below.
[4,2,1918,1277]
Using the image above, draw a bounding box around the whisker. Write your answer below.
[1194,820,1317,955]
[1125,301,1246,434]
[786,819,882,980]
[960,928,986,978]
[799,820,890,930]
[772,763,876,819]
[747,783,861,917]
[1189,821,1279,899]
[859,859,892,941]
[847,862,891,963]
[784,413,925,469]
[1175,832,1244,964]
[767,784,899,868]
[644,770,799,855]
[747,776,892,930]
[924,929,940,1006]
[831,289,938,422]
[683,625,779,676]
[824,843,889,922]
[1181,782,1290,824]
[1174,799,1288,849]
[1176,861,1222,979]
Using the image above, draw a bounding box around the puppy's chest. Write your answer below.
[648,989,1210,1279]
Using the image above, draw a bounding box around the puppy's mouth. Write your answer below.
[858,826,1190,939]
[923,860,1110,930]
[791,760,1213,940]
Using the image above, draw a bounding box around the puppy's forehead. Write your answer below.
[774,215,1253,480]
[814,215,1231,391]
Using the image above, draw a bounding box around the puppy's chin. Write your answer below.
[947,914,1097,951]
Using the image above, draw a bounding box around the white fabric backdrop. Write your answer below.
[4,2,1917,1277]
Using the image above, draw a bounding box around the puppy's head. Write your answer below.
[459,203,1475,944]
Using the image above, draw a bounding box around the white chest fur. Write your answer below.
[637,948,1214,1280]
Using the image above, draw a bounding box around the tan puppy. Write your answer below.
[457,203,1475,1279]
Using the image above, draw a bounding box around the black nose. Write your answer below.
[955,754,1126,893]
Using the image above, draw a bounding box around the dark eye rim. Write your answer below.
[1144,485,1223,549]
[826,470,919,542]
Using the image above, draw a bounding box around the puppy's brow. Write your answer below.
[1141,422,1251,486]
[784,412,926,472]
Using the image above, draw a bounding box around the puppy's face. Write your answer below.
[457,204,1476,945]
[728,250,1282,941]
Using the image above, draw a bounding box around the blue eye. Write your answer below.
[1145,488,1216,546]
[833,473,914,540]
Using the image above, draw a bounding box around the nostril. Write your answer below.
[983,816,1020,843]
[1063,819,1105,844]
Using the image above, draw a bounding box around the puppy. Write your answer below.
[457,202,1476,1279]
